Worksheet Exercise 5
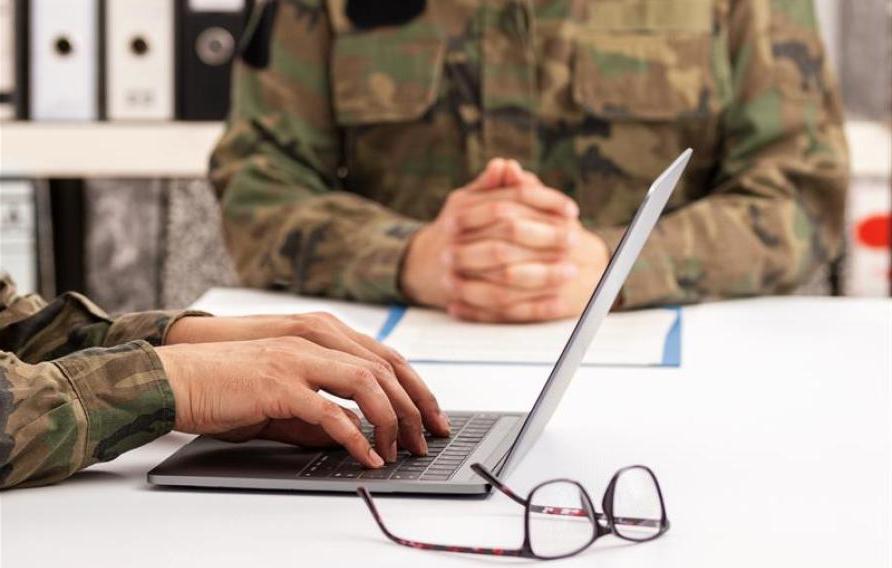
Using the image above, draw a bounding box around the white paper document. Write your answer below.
[191,288,681,367]
[383,307,680,367]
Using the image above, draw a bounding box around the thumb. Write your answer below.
[466,158,507,192]
[504,159,542,187]
[258,408,362,447]
[503,159,526,186]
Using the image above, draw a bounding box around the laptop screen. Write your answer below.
[496,149,693,476]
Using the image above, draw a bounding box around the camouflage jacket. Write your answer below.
[211,0,849,309]
[0,274,192,488]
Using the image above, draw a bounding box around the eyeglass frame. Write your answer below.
[357,462,670,560]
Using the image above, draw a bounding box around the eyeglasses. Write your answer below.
[357,462,670,560]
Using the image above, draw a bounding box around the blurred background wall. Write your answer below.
[1,0,890,312]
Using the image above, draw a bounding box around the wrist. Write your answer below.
[400,224,441,306]
[154,345,193,431]
[165,316,209,344]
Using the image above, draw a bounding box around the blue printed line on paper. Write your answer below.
[377,304,407,341]
[660,306,682,367]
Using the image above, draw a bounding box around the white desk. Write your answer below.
[1,297,890,567]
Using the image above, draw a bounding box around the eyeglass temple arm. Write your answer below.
[471,463,663,528]
[356,487,527,557]
[470,463,529,507]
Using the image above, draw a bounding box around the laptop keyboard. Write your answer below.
[298,413,499,481]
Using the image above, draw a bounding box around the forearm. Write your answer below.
[0,343,174,489]
[220,178,422,303]
[211,2,424,303]
[596,183,845,309]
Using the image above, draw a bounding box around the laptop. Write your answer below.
[148,149,693,495]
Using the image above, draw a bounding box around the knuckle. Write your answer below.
[320,400,342,422]
[344,410,361,428]
[285,317,310,336]
[451,277,465,296]
[420,392,440,412]
[313,311,338,326]
[401,407,423,427]
[506,304,531,322]
[489,286,509,308]
[276,335,306,348]
[386,410,399,430]
[446,191,464,210]
[539,300,561,320]
[506,219,522,241]
[305,311,325,323]
[371,361,395,380]
[386,346,408,364]
[353,367,377,386]
[346,428,367,447]
[488,202,505,222]
[373,408,399,432]
[299,327,321,343]
[493,242,510,263]
[451,246,465,268]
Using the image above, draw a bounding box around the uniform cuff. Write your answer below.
[344,217,423,303]
[594,225,680,310]
[106,310,213,347]
[53,340,176,467]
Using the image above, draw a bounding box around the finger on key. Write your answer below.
[314,346,428,455]
[300,353,400,462]
[333,326,451,437]
[286,388,384,468]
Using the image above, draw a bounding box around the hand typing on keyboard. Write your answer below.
[300,414,499,481]
[156,312,452,468]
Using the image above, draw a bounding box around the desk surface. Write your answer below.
[2,297,890,567]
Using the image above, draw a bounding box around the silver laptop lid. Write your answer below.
[497,149,693,477]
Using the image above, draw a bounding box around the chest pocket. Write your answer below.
[331,29,445,125]
[572,0,730,121]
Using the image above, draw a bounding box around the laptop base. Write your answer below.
[148,412,524,495]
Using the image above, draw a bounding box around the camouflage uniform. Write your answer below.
[211,0,849,309]
[0,274,201,488]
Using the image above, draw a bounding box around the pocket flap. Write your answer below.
[332,34,445,124]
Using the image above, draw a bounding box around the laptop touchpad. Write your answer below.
[152,437,320,479]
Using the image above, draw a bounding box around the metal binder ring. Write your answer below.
[195,27,235,67]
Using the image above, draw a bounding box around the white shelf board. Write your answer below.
[0,120,887,180]
[0,121,224,178]
[845,120,891,179]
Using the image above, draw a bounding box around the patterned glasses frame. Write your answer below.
[358,462,670,560]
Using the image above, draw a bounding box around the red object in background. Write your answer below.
[856,214,891,249]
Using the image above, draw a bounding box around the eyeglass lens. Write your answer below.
[610,466,664,541]
[527,480,596,558]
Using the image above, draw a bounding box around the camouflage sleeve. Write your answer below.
[597,0,849,309]
[0,273,205,363]
[209,1,421,303]
[0,343,173,488]
[0,273,199,488]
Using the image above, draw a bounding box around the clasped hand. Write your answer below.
[402,159,610,322]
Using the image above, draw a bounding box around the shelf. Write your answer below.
[0,122,224,178]
[0,120,888,179]
[845,121,891,179]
